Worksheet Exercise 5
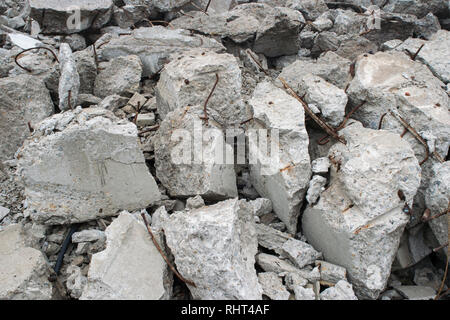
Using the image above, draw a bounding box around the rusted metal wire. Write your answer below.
[15,47,59,73]
[141,213,197,288]
[317,101,366,145]
[199,73,219,126]
[246,49,269,76]
[205,0,213,12]
[279,77,346,145]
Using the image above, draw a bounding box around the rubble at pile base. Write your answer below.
[0,0,449,302]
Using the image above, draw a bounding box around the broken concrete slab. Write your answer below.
[81,211,172,300]
[425,161,449,255]
[74,48,97,95]
[281,238,322,269]
[162,198,263,300]
[303,121,421,299]
[29,0,114,34]
[72,230,106,243]
[306,175,327,205]
[17,107,161,225]
[316,260,347,285]
[0,74,54,162]
[0,224,53,299]
[154,105,238,201]
[156,49,247,126]
[320,280,358,300]
[277,51,351,90]
[253,6,305,57]
[249,81,311,234]
[58,43,80,111]
[415,30,450,84]
[255,223,293,254]
[394,285,436,300]
[97,26,225,77]
[94,55,142,99]
[293,286,316,300]
[297,73,348,127]
[258,272,290,300]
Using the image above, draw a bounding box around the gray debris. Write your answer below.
[97,26,225,77]
[303,122,421,299]
[394,285,436,300]
[316,260,347,285]
[293,286,316,300]
[258,272,290,300]
[0,206,10,222]
[81,211,172,300]
[297,73,348,127]
[320,280,358,300]
[255,223,293,254]
[0,74,54,162]
[249,198,273,217]
[156,49,247,126]
[424,162,449,255]
[0,224,53,299]
[162,198,263,300]
[29,0,114,34]
[306,175,327,205]
[281,238,322,269]
[185,195,205,210]
[94,55,142,99]
[17,108,161,225]
[66,265,87,299]
[72,230,106,243]
[154,105,238,200]
[58,43,80,111]
[249,81,311,234]
[311,157,330,174]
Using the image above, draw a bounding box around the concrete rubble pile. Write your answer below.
[0,0,448,301]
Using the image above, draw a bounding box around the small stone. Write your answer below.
[258,272,290,300]
[249,198,273,216]
[281,238,322,269]
[394,286,436,300]
[293,286,316,300]
[136,113,155,127]
[316,260,347,285]
[311,157,331,174]
[0,206,10,222]
[72,230,106,243]
[185,195,205,210]
[306,175,327,205]
[320,280,358,300]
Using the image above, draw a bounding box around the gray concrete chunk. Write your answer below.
[258,272,290,300]
[17,107,161,225]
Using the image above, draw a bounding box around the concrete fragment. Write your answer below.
[320,280,358,300]
[162,198,262,300]
[316,260,347,285]
[81,212,172,300]
[0,206,10,222]
[136,113,155,127]
[255,223,293,254]
[286,0,328,20]
[0,74,54,162]
[425,162,449,255]
[253,6,305,57]
[154,105,238,201]
[311,157,330,174]
[297,74,348,127]
[156,50,246,125]
[152,0,191,12]
[94,55,142,99]
[281,238,322,269]
[97,26,225,77]
[394,286,436,300]
[66,265,87,299]
[306,175,327,205]
[72,230,106,243]
[58,43,80,111]
[0,224,53,299]
[302,122,421,299]
[74,48,97,95]
[7,32,43,49]
[256,253,320,282]
[293,286,316,300]
[17,107,161,225]
[249,81,311,234]
[285,272,308,290]
[258,272,290,300]
[383,0,449,18]
[29,0,113,34]
[249,198,273,217]
[415,30,450,84]
[278,51,351,90]
[185,195,205,210]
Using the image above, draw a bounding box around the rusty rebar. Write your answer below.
[15,47,59,73]
[205,0,213,12]
[141,213,196,287]
[279,77,346,145]
[200,73,219,126]
[246,49,269,76]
